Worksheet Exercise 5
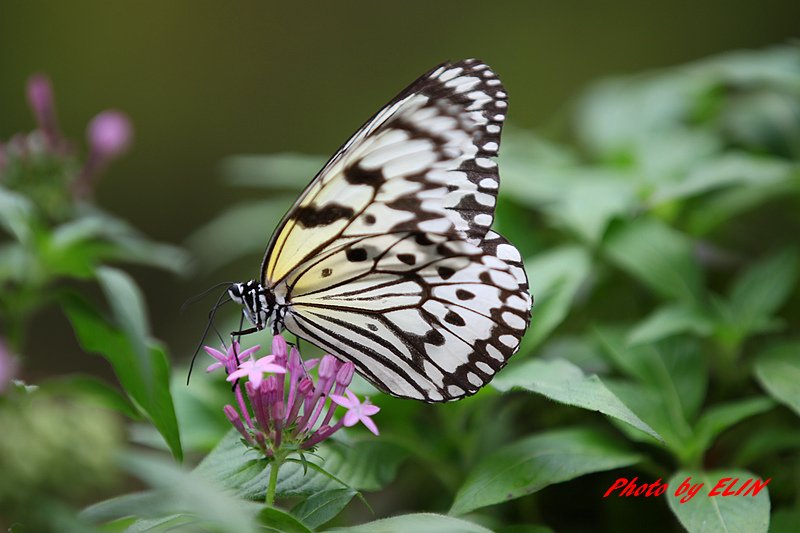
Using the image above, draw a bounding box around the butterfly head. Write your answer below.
[228,280,273,331]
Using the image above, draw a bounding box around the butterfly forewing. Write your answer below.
[263,59,509,284]
[254,59,530,401]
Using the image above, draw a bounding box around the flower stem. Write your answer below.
[265,458,281,506]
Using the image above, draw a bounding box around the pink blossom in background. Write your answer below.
[87,111,133,161]
[0,337,18,394]
[26,74,61,147]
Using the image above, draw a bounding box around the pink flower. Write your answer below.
[227,355,286,389]
[204,341,259,374]
[74,110,134,198]
[87,111,133,160]
[26,74,61,147]
[212,335,379,459]
[330,389,380,435]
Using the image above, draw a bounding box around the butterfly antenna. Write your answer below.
[227,315,247,391]
[186,288,231,385]
[211,323,227,350]
[180,281,235,315]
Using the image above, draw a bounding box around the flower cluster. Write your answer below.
[205,336,379,458]
[0,74,133,216]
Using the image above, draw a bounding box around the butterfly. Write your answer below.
[227,59,532,402]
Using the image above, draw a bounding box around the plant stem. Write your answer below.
[265,458,281,506]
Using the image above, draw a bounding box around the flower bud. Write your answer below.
[336,362,355,387]
[272,335,288,363]
[224,405,252,444]
[273,401,285,424]
[318,355,339,380]
[87,111,132,161]
[245,381,258,401]
[298,377,314,397]
[288,346,302,373]
[26,74,60,146]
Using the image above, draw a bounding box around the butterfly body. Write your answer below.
[229,59,531,402]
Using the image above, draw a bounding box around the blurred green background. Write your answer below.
[2,0,798,372]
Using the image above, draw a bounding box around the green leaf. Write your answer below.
[258,507,314,533]
[220,153,325,189]
[754,342,800,417]
[0,242,29,283]
[290,488,357,529]
[0,185,35,243]
[727,249,799,336]
[41,375,139,419]
[688,397,775,459]
[100,452,262,533]
[328,513,494,533]
[311,438,409,492]
[596,328,707,422]
[575,74,698,159]
[603,218,704,304]
[184,197,295,273]
[540,172,637,243]
[492,358,661,441]
[627,304,715,345]
[97,266,151,368]
[63,294,182,460]
[192,430,269,500]
[49,212,191,275]
[519,246,592,351]
[651,152,796,204]
[686,175,799,236]
[170,371,235,454]
[194,430,408,501]
[733,426,800,465]
[666,469,771,533]
[450,428,640,515]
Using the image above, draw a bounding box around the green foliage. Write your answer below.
[450,428,641,515]
[63,293,182,460]
[171,45,800,531]
[666,470,771,533]
[492,358,660,440]
[5,45,800,531]
[0,76,188,528]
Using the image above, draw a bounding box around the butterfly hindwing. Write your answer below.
[280,231,530,401]
[263,59,509,284]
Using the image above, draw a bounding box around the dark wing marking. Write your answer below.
[282,231,531,401]
[262,59,508,285]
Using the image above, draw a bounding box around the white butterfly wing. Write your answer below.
[259,59,531,401]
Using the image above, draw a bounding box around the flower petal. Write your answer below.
[206,362,224,373]
[360,416,379,436]
[203,346,226,362]
[344,389,359,404]
[362,404,380,416]
[236,345,260,361]
[342,410,359,427]
[330,393,353,409]
[248,371,263,389]
[226,368,249,382]
[272,335,288,359]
